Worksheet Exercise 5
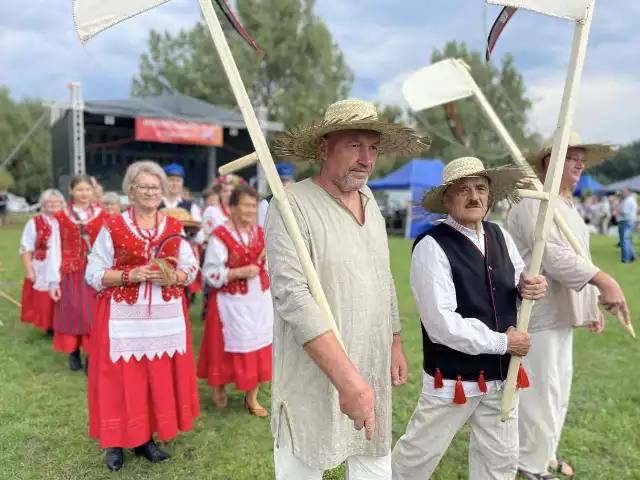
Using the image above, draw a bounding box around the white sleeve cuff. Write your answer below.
[494,332,508,355]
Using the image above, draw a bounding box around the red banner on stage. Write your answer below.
[135,117,224,147]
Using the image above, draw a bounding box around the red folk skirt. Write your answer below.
[88,295,200,449]
[52,270,95,353]
[197,289,272,391]
[20,279,54,331]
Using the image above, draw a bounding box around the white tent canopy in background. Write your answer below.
[402,59,475,112]
[486,0,591,21]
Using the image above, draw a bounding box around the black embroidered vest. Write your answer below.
[159,198,193,212]
[413,221,517,382]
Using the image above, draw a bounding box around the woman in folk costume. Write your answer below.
[85,160,200,472]
[200,174,245,319]
[47,175,107,371]
[20,189,65,335]
[197,184,273,417]
[201,174,245,237]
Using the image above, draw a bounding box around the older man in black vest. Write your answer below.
[392,157,548,480]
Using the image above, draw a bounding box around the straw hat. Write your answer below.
[161,207,201,231]
[273,99,431,161]
[527,132,616,177]
[421,157,532,214]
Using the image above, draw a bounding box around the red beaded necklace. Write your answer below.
[230,219,256,251]
[129,207,161,260]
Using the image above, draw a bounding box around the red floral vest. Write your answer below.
[105,214,185,305]
[33,215,52,261]
[212,224,269,295]
[56,209,106,274]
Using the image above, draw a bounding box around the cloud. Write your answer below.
[1,0,639,146]
[0,0,199,100]
[366,0,640,145]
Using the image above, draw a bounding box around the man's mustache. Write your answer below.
[465,200,482,208]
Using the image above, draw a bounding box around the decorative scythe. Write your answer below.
[73,0,345,349]
[403,58,634,341]
[485,0,600,420]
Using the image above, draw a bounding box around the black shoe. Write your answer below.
[46,329,54,337]
[105,448,124,471]
[69,350,82,372]
[134,440,170,464]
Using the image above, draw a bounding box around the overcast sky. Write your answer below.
[2,0,638,145]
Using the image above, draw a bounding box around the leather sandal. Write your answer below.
[244,397,269,417]
[549,459,574,477]
[518,469,559,479]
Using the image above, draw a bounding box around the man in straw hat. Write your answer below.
[504,133,631,479]
[264,98,429,479]
[391,156,547,479]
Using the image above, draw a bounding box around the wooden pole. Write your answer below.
[197,0,344,349]
[500,1,596,420]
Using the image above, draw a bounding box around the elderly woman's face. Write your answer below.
[43,197,63,215]
[104,202,121,216]
[131,172,163,210]
[230,194,258,227]
[443,176,490,225]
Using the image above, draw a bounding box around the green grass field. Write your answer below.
[0,224,639,479]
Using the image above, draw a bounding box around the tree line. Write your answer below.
[1,0,637,199]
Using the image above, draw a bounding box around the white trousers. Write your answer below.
[273,419,392,480]
[391,391,519,480]
[518,328,573,474]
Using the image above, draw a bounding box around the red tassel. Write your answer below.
[517,364,530,389]
[478,370,487,393]
[434,368,444,389]
[454,376,466,405]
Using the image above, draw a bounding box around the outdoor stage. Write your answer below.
[49,91,283,194]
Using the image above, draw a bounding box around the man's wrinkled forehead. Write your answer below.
[452,176,489,189]
[325,129,381,144]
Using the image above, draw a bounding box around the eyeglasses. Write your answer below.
[566,156,585,164]
[133,184,162,194]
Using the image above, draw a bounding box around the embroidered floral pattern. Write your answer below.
[32,215,52,261]
[106,215,185,304]
[56,210,105,274]
[212,224,269,295]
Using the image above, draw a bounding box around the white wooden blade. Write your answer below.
[485,0,591,22]
[73,0,171,42]
[402,58,475,112]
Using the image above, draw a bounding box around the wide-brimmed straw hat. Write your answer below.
[273,99,431,161]
[421,157,532,214]
[161,207,201,231]
[527,132,616,177]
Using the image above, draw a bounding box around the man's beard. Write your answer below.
[336,171,369,193]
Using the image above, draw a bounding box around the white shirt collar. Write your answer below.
[444,216,484,239]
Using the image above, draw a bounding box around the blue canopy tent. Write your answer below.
[574,175,603,196]
[368,158,445,238]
